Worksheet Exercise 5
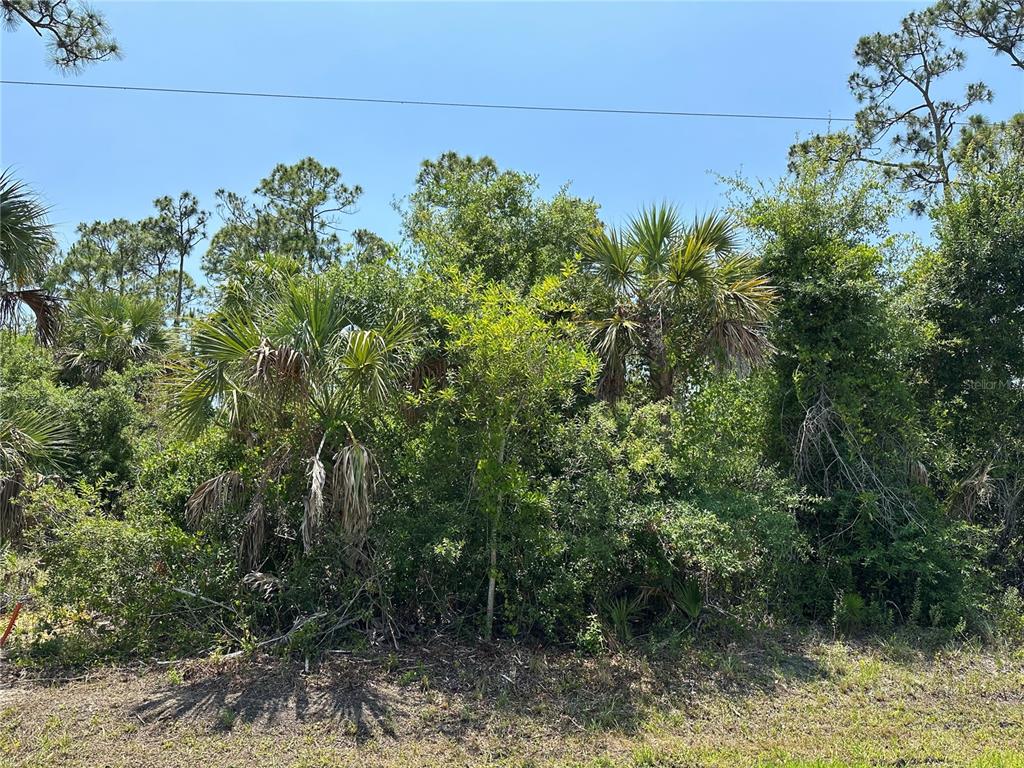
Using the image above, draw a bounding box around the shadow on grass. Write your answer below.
[124,633,832,741]
[131,661,399,743]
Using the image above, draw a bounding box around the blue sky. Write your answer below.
[2,1,1022,271]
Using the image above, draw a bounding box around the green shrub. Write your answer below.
[29,490,236,660]
[992,587,1024,646]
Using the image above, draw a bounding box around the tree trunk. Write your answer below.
[484,515,498,642]
[640,300,674,400]
[483,429,508,643]
[173,248,185,327]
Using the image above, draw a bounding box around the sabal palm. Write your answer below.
[0,403,71,544]
[0,170,59,343]
[580,205,777,401]
[172,274,416,567]
[61,291,170,379]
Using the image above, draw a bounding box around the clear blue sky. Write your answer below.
[2,1,1022,270]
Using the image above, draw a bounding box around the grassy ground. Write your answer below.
[1,632,1023,768]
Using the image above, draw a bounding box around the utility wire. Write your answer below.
[0,79,860,124]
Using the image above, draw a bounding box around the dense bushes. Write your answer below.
[3,136,1023,663]
[727,150,995,631]
[9,481,234,660]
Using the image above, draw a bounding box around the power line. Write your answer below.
[0,79,860,124]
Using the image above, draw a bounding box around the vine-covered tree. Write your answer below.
[909,119,1024,582]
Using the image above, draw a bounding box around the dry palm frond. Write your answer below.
[237,448,290,571]
[331,433,378,554]
[301,440,327,553]
[596,351,628,402]
[184,470,244,528]
[250,337,275,382]
[908,459,929,487]
[239,491,267,572]
[0,288,61,345]
[408,354,448,393]
[0,471,24,546]
[703,318,773,373]
[250,337,304,384]
[242,571,284,600]
[951,460,995,521]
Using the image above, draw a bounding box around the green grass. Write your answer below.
[1,634,1022,767]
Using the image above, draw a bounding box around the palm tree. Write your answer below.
[60,291,171,380]
[579,205,777,401]
[172,274,416,569]
[0,403,71,545]
[0,170,60,344]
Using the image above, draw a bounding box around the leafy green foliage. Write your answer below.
[33,496,234,659]
[729,152,981,627]
[405,152,599,292]
[3,124,1021,662]
[907,121,1024,585]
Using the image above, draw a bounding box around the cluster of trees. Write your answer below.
[1,0,1023,657]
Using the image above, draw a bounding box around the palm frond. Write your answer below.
[330,433,377,555]
[185,470,244,528]
[167,362,225,436]
[659,237,715,301]
[628,203,680,272]
[0,288,60,344]
[301,445,327,553]
[579,228,641,296]
[338,329,392,404]
[378,311,418,355]
[588,311,639,401]
[703,317,774,372]
[63,292,169,374]
[239,489,267,572]
[192,312,263,366]
[272,275,347,359]
[688,211,740,256]
[712,255,778,323]
[0,405,72,478]
[0,169,55,288]
[337,316,417,406]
